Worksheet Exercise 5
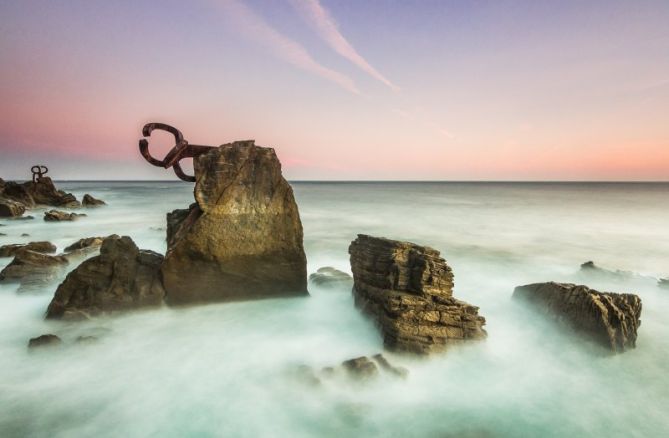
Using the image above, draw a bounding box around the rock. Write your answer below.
[0,250,69,285]
[349,235,487,354]
[341,356,379,379]
[28,334,62,349]
[82,194,106,207]
[8,216,34,221]
[161,141,308,305]
[0,241,57,257]
[21,233,30,237]
[64,237,104,253]
[45,235,165,320]
[659,278,669,289]
[0,233,6,236]
[372,354,409,379]
[2,178,79,208]
[580,261,655,282]
[75,335,98,344]
[513,282,642,353]
[44,210,86,222]
[1,182,35,207]
[0,197,26,217]
[309,267,353,288]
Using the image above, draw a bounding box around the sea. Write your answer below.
[0,181,668,437]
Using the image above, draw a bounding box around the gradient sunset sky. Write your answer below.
[1,0,668,180]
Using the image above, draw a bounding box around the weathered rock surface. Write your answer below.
[1,177,79,208]
[28,334,62,349]
[513,282,642,353]
[82,194,106,207]
[46,235,165,320]
[0,250,69,285]
[349,234,487,354]
[64,237,104,253]
[0,241,57,257]
[0,197,26,217]
[161,141,308,305]
[44,210,86,222]
[309,267,353,288]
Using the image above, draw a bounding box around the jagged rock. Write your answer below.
[372,354,409,379]
[580,261,655,282]
[0,250,69,285]
[2,178,79,208]
[161,141,308,305]
[1,182,34,207]
[28,334,62,349]
[513,282,642,353]
[82,194,106,207]
[349,235,487,354]
[341,357,379,379]
[44,210,86,222]
[309,267,353,288]
[0,197,26,217]
[64,237,104,253]
[45,235,165,320]
[0,241,56,257]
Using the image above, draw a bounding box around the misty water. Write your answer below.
[1,182,668,437]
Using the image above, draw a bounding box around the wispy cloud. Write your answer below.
[213,0,359,94]
[291,0,399,91]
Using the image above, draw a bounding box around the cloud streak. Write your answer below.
[214,0,359,94]
[291,0,399,91]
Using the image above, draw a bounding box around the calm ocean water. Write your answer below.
[1,182,668,437]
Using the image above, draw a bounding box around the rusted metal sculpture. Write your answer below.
[138,123,215,182]
[31,165,48,183]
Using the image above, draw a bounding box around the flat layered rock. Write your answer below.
[46,235,165,320]
[0,241,56,257]
[161,141,308,305]
[513,282,642,353]
[0,250,69,285]
[349,234,487,354]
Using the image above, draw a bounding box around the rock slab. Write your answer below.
[349,234,487,354]
[45,235,165,320]
[513,282,642,353]
[0,241,56,258]
[161,141,308,305]
[0,250,69,285]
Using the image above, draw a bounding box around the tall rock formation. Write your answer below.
[161,140,308,305]
[349,234,486,354]
[513,282,642,353]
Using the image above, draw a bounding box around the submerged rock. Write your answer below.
[0,241,56,257]
[309,267,353,288]
[44,210,86,222]
[580,261,656,283]
[82,194,106,207]
[372,353,409,379]
[341,356,379,379]
[513,282,642,353]
[0,250,69,285]
[161,141,308,305]
[28,334,62,349]
[659,278,669,289]
[349,235,487,354]
[46,235,165,320]
[0,197,26,217]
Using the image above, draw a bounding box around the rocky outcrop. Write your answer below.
[0,241,56,257]
[44,210,86,222]
[0,197,26,217]
[341,356,379,379]
[349,235,487,354]
[161,141,308,305]
[45,235,165,320]
[513,282,642,353]
[1,178,79,208]
[28,334,62,349]
[0,250,69,285]
[82,194,106,207]
[64,237,104,253]
[309,267,353,288]
[292,354,408,386]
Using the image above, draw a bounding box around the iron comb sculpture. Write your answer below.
[31,165,48,183]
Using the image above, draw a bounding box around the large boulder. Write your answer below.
[161,141,308,305]
[0,250,69,285]
[0,197,26,217]
[349,235,487,354]
[45,235,165,320]
[0,241,57,257]
[513,282,642,353]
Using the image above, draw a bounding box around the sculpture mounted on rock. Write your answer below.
[139,123,308,305]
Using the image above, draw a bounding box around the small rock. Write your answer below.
[44,210,86,222]
[659,278,669,289]
[82,194,106,207]
[21,233,29,237]
[0,241,57,258]
[341,356,379,379]
[0,233,6,236]
[372,354,409,379]
[0,250,69,285]
[75,335,98,344]
[0,197,26,217]
[309,267,353,288]
[28,334,62,349]
[64,237,104,253]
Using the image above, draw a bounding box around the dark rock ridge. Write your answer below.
[46,235,165,320]
[44,210,86,222]
[292,354,408,386]
[0,250,69,285]
[349,235,487,354]
[513,282,642,353]
[1,177,79,208]
[161,140,308,305]
[82,194,106,207]
[309,267,353,288]
[0,241,56,258]
[580,261,656,283]
[28,334,62,349]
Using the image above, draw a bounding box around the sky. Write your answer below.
[0,0,668,181]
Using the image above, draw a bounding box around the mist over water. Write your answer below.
[1,182,668,437]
